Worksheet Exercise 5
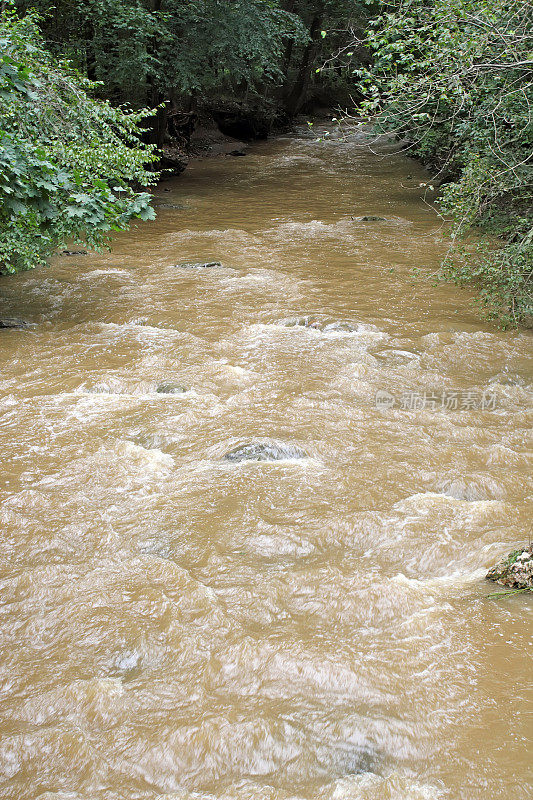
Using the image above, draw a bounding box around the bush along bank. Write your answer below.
[0,10,157,275]
[354,0,533,326]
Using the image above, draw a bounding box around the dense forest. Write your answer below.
[0,0,531,324]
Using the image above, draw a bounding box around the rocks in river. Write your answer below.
[224,441,308,463]
[0,317,30,329]
[353,215,387,222]
[284,316,321,329]
[153,202,188,210]
[61,249,87,255]
[171,261,222,269]
[374,348,420,366]
[156,382,187,394]
[322,321,358,333]
[284,316,357,333]
[486,546,533,589]
[331,743,379,779]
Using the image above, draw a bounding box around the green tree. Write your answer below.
[0,7,157,274]
[281,0,372,115]
[17,0,308,141]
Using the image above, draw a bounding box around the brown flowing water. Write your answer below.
[0,125,531,800]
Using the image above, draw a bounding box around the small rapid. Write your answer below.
[0,125,531,800]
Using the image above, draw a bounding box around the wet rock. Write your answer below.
[284,316,357,333]
[322,321,358,333]
[284,316,322,329]
[224,441,308,463]
[153,202,188,210]
[374,348,420,365]
[0,317,30,329]
[61,249,87,256]
[330,743,379,779]
[171,261,222,269]
[156,382,187,394]
[486,546,533,589]
[206,139,248,157]
[354,215,387,222]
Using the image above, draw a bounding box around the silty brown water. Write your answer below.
[0,125,531,800]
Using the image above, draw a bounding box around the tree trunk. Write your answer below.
[284,11,323,116]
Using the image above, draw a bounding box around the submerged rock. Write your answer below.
[156,382,187,394]
[224,441,308,463]
[284,316,357,333]
[284,316,321,329]
[61,249,87,256]
[0,317,30,329]
[354,215,387,222]
[374,348,420,365]
[171,261,222,269]
[153,202,188,210]
[322,321,358,333]
[486,546,533,589]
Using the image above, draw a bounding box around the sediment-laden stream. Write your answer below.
[0,125,531,800]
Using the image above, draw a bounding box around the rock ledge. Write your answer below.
[486,545,533,589]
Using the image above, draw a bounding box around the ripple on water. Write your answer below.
[0,127,531,800]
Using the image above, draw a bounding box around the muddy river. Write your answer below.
[0,125,531,799]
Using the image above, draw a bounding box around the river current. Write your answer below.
[0,125,531,799]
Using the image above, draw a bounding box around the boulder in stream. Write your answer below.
[486,546,533,589]
[354,215,387,222]
[284,316,357,333]
[224,441,308,463]
[156,382,187,394]
[0,317,30,329]
[61,249,87,256]
[171,261,222,269]
[322,321,358,333]
[153,202,188,210]
[284,316,322,329]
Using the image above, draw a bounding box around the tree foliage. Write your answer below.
[357,0,533,324]
[0,8,157,274]
[17,0,309,111]
[283,0,375,113]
